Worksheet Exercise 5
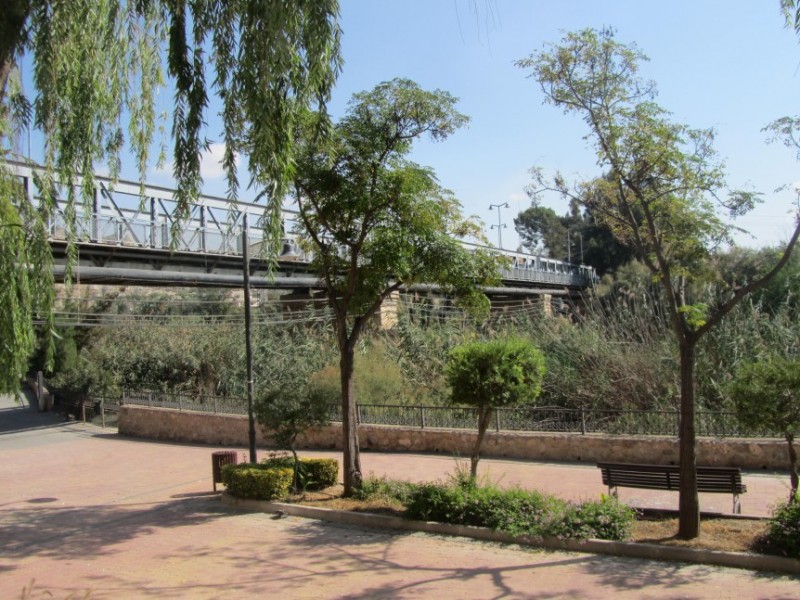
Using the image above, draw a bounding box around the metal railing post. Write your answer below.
[91,188,99,242]
[199,206,206,253]
[149,197,157,248]
[420,406,426,429]
[581,407,586,435]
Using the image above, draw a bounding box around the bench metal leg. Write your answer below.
[733,494,741,514]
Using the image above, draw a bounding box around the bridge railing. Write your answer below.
[9,159,596,287]
[48,212,247,255]
[116,391,778,438]
[499,265,594,287]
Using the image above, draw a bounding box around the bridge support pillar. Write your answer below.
[280,289,328,319]
[375,291,399,330]
[541,294,553,317]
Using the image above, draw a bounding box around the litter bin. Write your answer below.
[212,450,239,491]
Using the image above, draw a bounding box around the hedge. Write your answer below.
[221,464,293,500]
[260,457,339,490]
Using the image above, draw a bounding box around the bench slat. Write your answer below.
[597,463,746,495]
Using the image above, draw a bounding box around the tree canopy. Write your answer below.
[514,199,634,276]
[292,78,498,494]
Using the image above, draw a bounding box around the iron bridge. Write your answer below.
[7,161,596,295]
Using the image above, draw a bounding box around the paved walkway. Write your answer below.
[1,393,798,599]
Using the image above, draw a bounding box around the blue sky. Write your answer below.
[325,1,800,250]
[22,1,800,251]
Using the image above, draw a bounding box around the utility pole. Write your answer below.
[489,202,508,249]
[242,213,257,463]
[566,231,571,263]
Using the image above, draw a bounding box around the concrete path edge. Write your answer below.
[220,494,800,575]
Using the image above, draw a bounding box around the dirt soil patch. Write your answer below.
[289,485,770,554]
[632,514,767,553]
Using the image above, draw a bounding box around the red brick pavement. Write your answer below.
[1,395,798,599]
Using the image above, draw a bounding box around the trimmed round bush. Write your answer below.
[221,464,293,500]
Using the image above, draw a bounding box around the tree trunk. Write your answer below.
[340,342,362,496]
[0,0,30,104]
[470,407,492,479]
[786,432,799,504]
[290,442,300,493]
[677,341,700,539]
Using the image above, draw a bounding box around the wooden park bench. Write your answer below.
[597,462,747,514]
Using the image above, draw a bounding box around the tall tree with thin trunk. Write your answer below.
[292,79,499,495]
[0,1,341,392]
[518,27,800,539]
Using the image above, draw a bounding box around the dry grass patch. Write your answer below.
[632,514,767,553]
[287,484,406,516]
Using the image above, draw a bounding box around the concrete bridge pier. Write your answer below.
[280,289,329,319]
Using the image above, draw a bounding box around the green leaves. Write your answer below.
[518,27,782,343]
[293,78,490,329]
[726,355,800,436]
[0,169,54,392]
[1,1,343,392]
[445,339,546,410]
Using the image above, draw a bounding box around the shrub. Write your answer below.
[553,496,635,541]
[404,479,633,541]
[405,480,556,536]
[354,476,419,504]
[761,495,800,558]
[221,464,293,500]
[260,457,339,491]
[405,482,469,523]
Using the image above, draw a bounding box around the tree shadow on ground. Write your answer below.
[12,506,797,599]
[73,517,800,599]
[0,390,65,435]
[0,495,232,562]
[580,551,799,596]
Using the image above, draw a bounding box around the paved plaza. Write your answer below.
[1,392,798,599]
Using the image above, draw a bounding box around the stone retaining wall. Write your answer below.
[118,405,797,470]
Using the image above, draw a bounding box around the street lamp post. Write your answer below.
[489,202,509,249]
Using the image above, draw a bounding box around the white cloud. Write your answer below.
[200,143,237,180]
[155,142,238,181]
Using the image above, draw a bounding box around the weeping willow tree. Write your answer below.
[0,0,341,392]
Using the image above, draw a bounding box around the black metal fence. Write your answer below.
[117,391,781,438]
[121,390,248,415]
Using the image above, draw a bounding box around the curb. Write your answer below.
[220,494,800,575]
